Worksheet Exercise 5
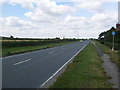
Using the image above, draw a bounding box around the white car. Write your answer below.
[80,40,83,43]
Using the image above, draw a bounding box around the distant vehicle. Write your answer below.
[80,40,83,43]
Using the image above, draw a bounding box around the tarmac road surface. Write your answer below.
[2,40,90,88]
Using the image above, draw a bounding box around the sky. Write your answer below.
[0,0,118,39]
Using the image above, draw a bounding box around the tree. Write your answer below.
[10,35,14,39]
[110,27,116,30]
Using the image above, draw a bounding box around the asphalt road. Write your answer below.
[2,40,90,88]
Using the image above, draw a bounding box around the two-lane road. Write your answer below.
[2,40,90,88]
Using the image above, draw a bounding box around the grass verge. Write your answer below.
[2,41,78,57]
[95,41,119,68]
[50,43,112,88]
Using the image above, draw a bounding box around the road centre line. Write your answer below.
[40,41,89,87]
[13,59,31,66]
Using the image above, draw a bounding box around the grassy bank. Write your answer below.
[50,43,111,88]
[95,41,119,68]
[2,41,78,57]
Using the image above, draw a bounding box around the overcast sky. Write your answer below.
[0,0,118,39]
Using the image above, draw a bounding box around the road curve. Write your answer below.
[2,40,90,88]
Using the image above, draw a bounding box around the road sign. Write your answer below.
[112,31,116,35]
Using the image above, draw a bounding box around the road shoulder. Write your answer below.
[50,42,111,88]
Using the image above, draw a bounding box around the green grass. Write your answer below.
[2,41,78,57]
[95,41,119,68]
[50,43,112,88]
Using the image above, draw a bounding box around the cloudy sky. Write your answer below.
[0,0,118,39]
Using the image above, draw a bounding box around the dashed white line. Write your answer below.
[40,42,89,87]
[13,59,31,65]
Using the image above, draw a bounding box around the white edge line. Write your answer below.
[13,59,31,65]
[40,41,89,87]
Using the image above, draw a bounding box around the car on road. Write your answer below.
[80,40,83,43]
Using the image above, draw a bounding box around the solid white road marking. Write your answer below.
[13,59,31,65]
[40,41,89,87]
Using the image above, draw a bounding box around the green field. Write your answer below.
[2,41,78,57]
[50,43,111,88]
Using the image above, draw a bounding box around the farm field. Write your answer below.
[1,38,80,57]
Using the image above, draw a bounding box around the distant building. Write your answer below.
[116,23,120,30]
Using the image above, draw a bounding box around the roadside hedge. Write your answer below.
[2,39,79,48]
[101,41,120,50]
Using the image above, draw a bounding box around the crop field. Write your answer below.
[2,39,79,48]
[1,38,80,57]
